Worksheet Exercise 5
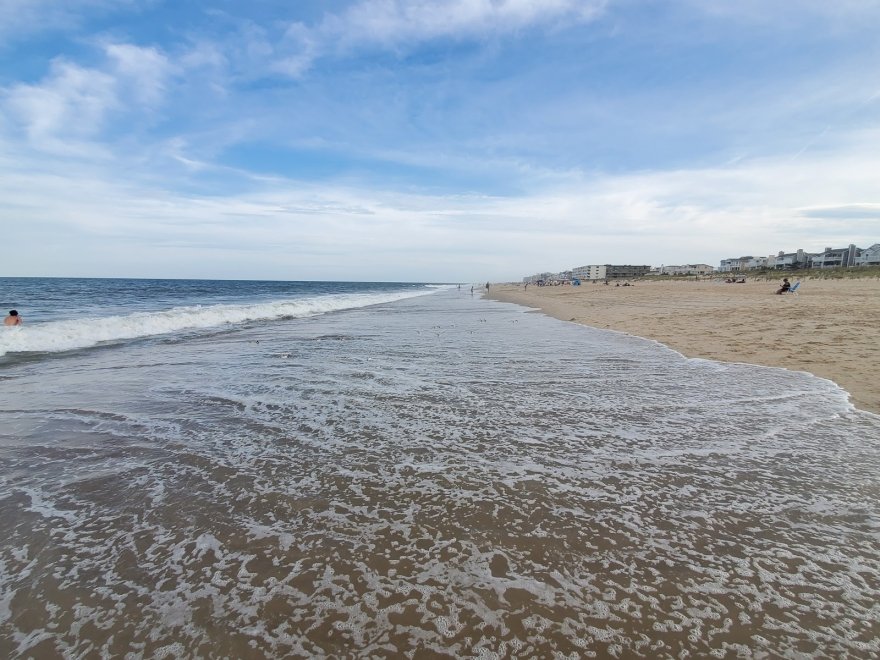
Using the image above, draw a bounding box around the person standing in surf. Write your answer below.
[4,310,22,326]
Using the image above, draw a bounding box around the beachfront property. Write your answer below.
[572,264,652,281]
[523,242,879,284]
[656,264,715,276]
[770,250,809,270]
[719,255,776,271]
[812,244,860,269]
[522,271,570,284]
[523,264,654,284]
[856,243,880,266]
[720,242,880,271]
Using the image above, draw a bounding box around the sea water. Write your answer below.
[0,278,878,658]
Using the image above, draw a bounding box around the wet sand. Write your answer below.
[488,278,880,415]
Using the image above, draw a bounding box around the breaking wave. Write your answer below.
[0,288,436,356]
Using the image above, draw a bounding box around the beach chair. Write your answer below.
[787,281,801,296]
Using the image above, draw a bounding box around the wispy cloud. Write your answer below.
[4,59,118,150]
[325,0,606,44]
[261,0,609,77]
[104,43,173,106]
[2,42,173,153]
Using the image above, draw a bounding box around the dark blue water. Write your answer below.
[0,277,433,323]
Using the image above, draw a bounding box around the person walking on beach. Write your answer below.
[485,282,490,291]
[775,278,791,295]
[4,310,22,326]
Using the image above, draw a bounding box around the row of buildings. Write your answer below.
[521,242,880,284]
[523,264,653,284]
[720,243,880,272]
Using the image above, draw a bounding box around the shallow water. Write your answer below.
[1,285,878,657]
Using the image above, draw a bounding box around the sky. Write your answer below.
[1,0,879,282]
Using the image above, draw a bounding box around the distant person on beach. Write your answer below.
[4,310,21,326]
[485,282,490,291]
[775,278,791,295]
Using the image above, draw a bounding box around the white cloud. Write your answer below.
[104,43,174,106]
[327,0,605,44]
[1,43,173,153]
[268,0,607,77]
[4,59,118,146]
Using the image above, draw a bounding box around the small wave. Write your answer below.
[0,289,434,357]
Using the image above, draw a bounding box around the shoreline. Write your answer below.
[487,278,879,416]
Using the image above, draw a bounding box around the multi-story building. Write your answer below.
[660,264,715,275]
[812,244,859,268]
[571,265,651,281]
[571,265,605,281]
[769,249,814,269]
[743,256,770,270]
[722,250,812,271]
[719,257,753,272]
[856,243,880,266]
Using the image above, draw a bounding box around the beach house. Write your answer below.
[855,243,880,266]
[768,249,812,270]
[718,256,753,272]
[811,244,860,269]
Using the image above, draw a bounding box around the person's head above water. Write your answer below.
[8,310,17,316]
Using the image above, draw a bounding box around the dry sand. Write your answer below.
[487,278,880,415]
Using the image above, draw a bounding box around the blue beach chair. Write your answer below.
[787,281,801,296]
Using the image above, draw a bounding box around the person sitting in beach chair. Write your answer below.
[775,277,791,295]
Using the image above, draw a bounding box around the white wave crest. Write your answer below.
[0,289,434,357]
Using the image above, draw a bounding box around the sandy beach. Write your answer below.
[488,278,880,415]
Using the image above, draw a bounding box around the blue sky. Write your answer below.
[1,0,879,281]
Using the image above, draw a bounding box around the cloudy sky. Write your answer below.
[1,0,879,282]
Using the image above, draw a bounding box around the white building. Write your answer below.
[571,265,651,281]
[571,265,607,281]
[719,256,753,272]
[660,264,715,275]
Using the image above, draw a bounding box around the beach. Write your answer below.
[2,280,879,657]
[488,277,880,415]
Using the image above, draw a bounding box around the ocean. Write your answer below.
[1,278,878,658]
